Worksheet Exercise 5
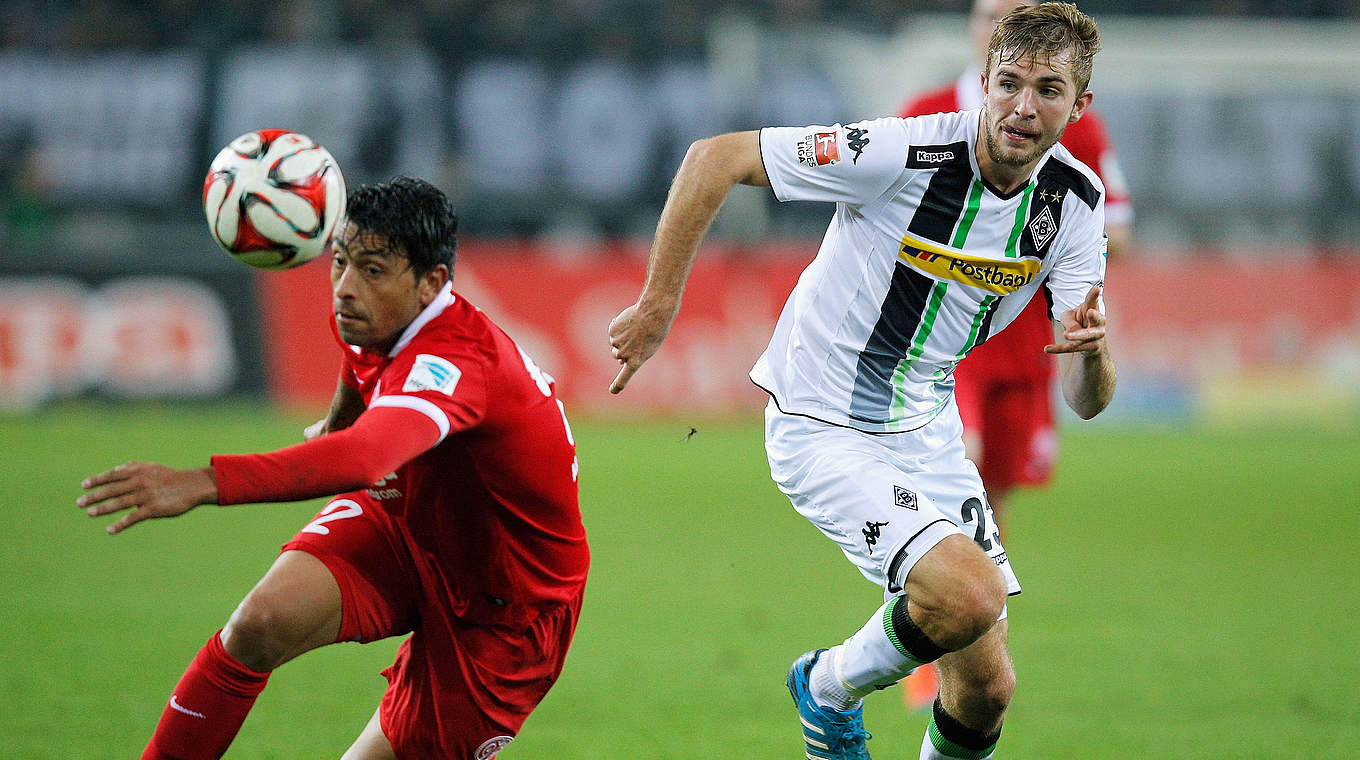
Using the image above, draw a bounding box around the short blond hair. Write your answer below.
[986,2,1100,93]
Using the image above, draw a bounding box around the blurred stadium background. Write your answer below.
[1,1,1357,758]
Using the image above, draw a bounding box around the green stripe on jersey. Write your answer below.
[1004,182,1035,258]
[951,180,985,248]
[890,281,949,419]
[955,294,996,359]
[928,717,997,760]
[948,180,992,361]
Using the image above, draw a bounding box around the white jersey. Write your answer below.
[750,110,1107,433]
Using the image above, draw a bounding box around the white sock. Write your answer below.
[808,648,862,711]
[809,599,926,710]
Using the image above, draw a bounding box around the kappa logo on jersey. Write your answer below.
[1029,205,1058,251]
[894,485,918,510]
[475,735,514,760]
[846,127,869,164]
[910,147,955,164]
[899,233,1042,295]
[403,353,461,395]
[797,131,840,167]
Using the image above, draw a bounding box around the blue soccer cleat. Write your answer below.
[786,649,872,760]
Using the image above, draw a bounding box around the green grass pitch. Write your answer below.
[1,403,1357,758]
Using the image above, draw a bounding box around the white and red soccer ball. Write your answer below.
[203,129,345,270]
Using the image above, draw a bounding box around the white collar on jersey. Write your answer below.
[387,279,455,357]
[345,280,456,358]
[955,67,985,111]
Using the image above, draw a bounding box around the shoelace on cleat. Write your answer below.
[815,710,871,754]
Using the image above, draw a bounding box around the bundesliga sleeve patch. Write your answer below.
[403,353,461,395]
[797,131,840,167]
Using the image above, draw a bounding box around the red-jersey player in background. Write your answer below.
[79,177,588,760]
[898,0,1131,714]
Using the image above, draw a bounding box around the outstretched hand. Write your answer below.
[607,302,674,394]
[78,462,217,535]
[1045,284,1107,356]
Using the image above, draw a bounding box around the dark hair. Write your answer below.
[987,2,1100,93]
[344,176,458,276]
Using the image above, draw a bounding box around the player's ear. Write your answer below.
[417,264,450,306]
[1069,89,1093,124]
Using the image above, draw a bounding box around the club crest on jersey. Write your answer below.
[403,353,461,395]
[1028,205,1058,250]
[898,233,1042,295]
[797,131,840,167]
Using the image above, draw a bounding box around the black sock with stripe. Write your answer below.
[887,595,950,664]
[927,698,1001,759]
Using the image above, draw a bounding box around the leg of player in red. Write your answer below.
[141,551,345,760]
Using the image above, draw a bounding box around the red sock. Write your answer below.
[141,630,271,760]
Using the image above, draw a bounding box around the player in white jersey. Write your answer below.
[610,4,1115,759]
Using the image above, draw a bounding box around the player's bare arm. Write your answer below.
[78,462,218,535]
[608,130,769,393]
[305,378,367,440]
[1047,283,1116,418]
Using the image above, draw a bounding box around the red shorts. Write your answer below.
[281,492,583,760]
[954,373,1057,493]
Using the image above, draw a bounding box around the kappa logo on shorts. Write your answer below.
[894,486,918,510]
[475,735,514,760]
[862,520,889,553]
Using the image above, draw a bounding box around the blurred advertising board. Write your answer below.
[0,271,263,411]
[258,244,1360,425]
[1099,252,1360,426]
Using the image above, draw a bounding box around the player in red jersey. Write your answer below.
[902,0,1132,529]
[78,177,588,760]
[896,0,1132,715]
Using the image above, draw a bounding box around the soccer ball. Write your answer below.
[203,129,346,270]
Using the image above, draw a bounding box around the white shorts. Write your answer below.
[764,399,1021,600]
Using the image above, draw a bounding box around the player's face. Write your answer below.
[329,223,436,352]
[980,49,1090,174]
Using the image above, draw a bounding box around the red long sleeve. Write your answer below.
[211,405,443,505]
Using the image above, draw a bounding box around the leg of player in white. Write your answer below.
[802,542,1011,760]
[768,403,1015,760]
[918,623,1012,760]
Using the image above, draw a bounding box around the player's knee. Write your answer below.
[933,580,1005,649]
[221,591,297,672]
[908,540,1007,649]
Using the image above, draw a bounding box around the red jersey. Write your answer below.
[215,282,588,619]
[901,72,1131,382]
[335,283,588,616]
